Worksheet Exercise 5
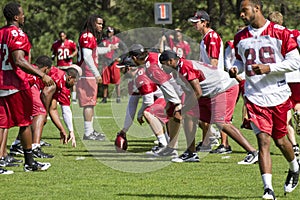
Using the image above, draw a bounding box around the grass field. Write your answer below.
[1,96,300,200]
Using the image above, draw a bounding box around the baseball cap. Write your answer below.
[69,64,82,77]
[188,10,210,23]
[107,26,114,33]
[128,44,145,57]
[159,50,178,63]
[116,55,136,68]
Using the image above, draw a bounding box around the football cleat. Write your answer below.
[83,131,105,141]
[24,161,51,172]
[284,168,299,194]
[0,168,14,175]
[262,188,276,200]
[115,132,127,152]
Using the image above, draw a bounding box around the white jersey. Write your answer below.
[233,20,300,106]
[177,58,237,98]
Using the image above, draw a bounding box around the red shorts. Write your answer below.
[145,97,168,124]
[165,94,185,118]
[187,85,239,124]
[0,89,33,128]
[31,85,46,117]
[102,61,121,85]
[288,83,300,108]
[245,98,292,139]
[76,77,98,107]
[53,86,71,106]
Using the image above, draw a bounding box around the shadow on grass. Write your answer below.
[117,193,258,199]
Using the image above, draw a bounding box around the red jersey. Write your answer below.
[199,29,224,70]
[51,38,77,66]
[102,36,120,59]
[291,29,300,47]
[48,67,70,105]
[77,31,98,77]
[145,52,172,85]
[177,58,206,82]
[169,38,190,58]
[135,68,157,95]
[0,25,31,90]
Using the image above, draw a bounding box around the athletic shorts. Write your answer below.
[31,85,46,117]
[187,85,239,124]
[288,82,300,108]
[76,77,98,107]
[53,86,71,106]
[245,98,292,139]
[145,97,168,124]
[165,94,185,118]
[0,89,33,128]
[102,62,121,85]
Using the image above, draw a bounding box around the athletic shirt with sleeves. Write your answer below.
[77,31,98,77]
[145,52,172,85]
[0,25,31,90]
[51,39,77,66]
[169,38,190,58]
[178,58,237,97]
[134,67,157,95]
[199,29,224,70]
[47,66,70,102]
[102,36,120,59]
[291,29,300,47]
[285,29,300,83]
[234,20,298,106]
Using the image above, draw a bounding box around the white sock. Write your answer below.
[72,92,76,100]
[157,134,168,146]
[289,157,299,172]
[262,174,273,191]
[84,121,94,136]
[32,143,41,150]
[12,139,21,146]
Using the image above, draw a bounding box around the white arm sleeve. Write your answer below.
[97,46,111,55]
[61,105,74,132]
[269,49,300,73]
[82,48,100,77]
[123,95,140,132]
[224,46,235,71]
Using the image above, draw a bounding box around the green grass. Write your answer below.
[1,97,300,200]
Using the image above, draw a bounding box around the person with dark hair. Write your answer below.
[229,0,300,198]
[159,50,258,163]
[47,64,81,148]
[51,31,78,103]
[189,10,224,152]
[77,14,113,140]
[168,28,191,59]
[10,55,56,158]
[10,55,81,156]
[129,44,184,157]
[0,2,54,173]
[100,26,127,103]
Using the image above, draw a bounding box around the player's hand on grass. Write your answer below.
[60,131,68,144]
[68,131,77,147]
[137,116,145,125]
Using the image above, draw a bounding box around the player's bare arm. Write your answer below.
[12,50,54,86]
